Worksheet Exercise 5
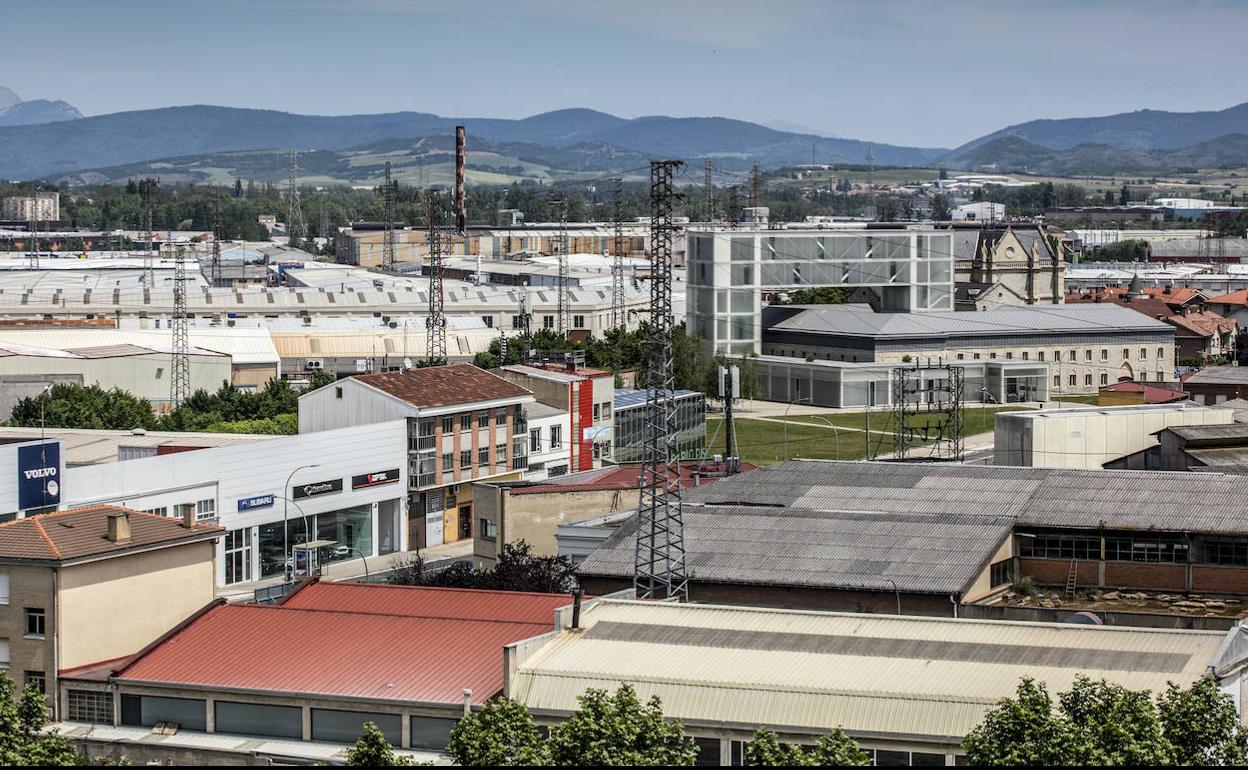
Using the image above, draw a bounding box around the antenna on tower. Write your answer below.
[170,244,191,408]
[424,189,447,366]
[610,179,626,329]
[382,160,397,272]
[286,148,307,245]
[551,195,570,337]
[634,159,687,602]
[211,188,223,288]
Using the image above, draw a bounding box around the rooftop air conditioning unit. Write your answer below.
[305,359,324,370]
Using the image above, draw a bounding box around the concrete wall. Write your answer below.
[0,563,56,707]
[298,378,415,433]
[994,404,1231,468]
[961,536,1014,603]
[474,486,641,569]
[57,541,216,669]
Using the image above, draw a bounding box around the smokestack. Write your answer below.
[106,512,131,543]
[571,588,583,630]
[455,126,466,233]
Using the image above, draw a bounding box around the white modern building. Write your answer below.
[60,421,408,587]
[952,202,1005,222]
[686,227,956,355]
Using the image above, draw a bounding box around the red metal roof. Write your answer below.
[280,581,574,623]
[113,584,571,705]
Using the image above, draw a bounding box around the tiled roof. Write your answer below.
[114,583,572,705]
[1100,381,1189,403]
[355,364,532,409]
[1167,311,1237,339]
[0,505,221,563]
[1208,289,1248,307]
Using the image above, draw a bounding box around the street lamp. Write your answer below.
[273,494,314,581]
[782,395,812,461]
[802,414,842,461]
[283,464,320,581]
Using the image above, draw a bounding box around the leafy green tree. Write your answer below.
[0,676,81,766]
[9,383,155,430]
[346,721,413,766]
[777,286,850,305]
[448,698,548,766]
[1119,184,1131,206]
[1158,677,1248,766]
[546,685,697,766]
[931,193,952,221]
[1057,677,1171,766]
[811,731,872,765]
[392,540,576,593]
[962,678,1075,766]
[744,728,869,766]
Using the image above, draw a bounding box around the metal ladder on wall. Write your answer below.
[1065,559,1078,597]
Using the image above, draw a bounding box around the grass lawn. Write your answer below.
[780,405,1030,435]
[1050,394,1100,405]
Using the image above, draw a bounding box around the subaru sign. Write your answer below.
[237,494,276,512]
[18,442,61,510]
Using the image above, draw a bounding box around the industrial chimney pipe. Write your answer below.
[455,126,466,233]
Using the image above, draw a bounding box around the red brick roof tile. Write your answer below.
[355,364,531,409]
[0,505,221,563]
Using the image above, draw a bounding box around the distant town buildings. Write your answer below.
[2,191,59,222]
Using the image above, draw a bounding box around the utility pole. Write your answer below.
[634,159,687,602]
[170,244,191,408]
[703,161,715,223]
[551,195,570,337]
[286,148,307,245]
[610,179,625,329]
[424,189,447,365]
[720,364,740,474]
[382,160,397,272]
[211,188,223,288]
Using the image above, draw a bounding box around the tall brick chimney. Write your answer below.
[455,125,466,232]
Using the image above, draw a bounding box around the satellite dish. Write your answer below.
[403,357,413,370]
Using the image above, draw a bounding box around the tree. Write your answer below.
[0,676,80,766]
[391,540,577,593]
[546,685,697,766]
[776,286,850,305]
[346,721,414,766]
[9,383,155,431]
[744,728,869,766]
[931,193,952,221]
[1119,183,1131,206]
[448,698,548,766]
[963,675,1248,766]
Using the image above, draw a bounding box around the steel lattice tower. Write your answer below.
[26,200,38,270]
[634,159,687,601]
[610,179,626,329]
[286,149,307,244]
[211,189,223,287]
[703,161,715,223]
[382,161,397,272]
[749,164,761,208]
[890,361,964,461]
[170,245,191,407]
[139,178,157,287]
[424,189,447,365]
[552,196,570,337]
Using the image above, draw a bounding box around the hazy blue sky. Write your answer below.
[4,0,1246,148]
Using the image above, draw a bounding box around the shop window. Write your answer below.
[225,528,252,584]
[25,608,44,638]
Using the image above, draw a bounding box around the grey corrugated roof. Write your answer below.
[1165,423,1248,443]
[1150,239,1248,258]
[1186,448,1248,469]
[1185,366,1248,385]
[769,303,1172,340]
[678,460,1248,535]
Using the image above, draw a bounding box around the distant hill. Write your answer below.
[952,100,1248,154]
[939,132,1248,176]
[0,104,946,181]
[0,85,82,127]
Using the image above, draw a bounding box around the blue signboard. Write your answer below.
[18,442,61,510]
[237,494,276,512]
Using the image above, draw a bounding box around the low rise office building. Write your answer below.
[498,363,613,471]
[1183,366,1248,405]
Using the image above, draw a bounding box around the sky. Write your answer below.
[3,0,1247,149]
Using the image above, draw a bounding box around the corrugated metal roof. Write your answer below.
[0,328,279,365]
[509,599,1225,742]
[1186,366,1248,385]
[115,584,573,706]
[577,506,1011,594]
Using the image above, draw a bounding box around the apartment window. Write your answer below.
[1084,374,1093,386]
[495,407,508,427]
[956,353,964,360]
[0,574,10,605]
[1021,351,1028,360]
[1100,349,1108,361]
[1123,348,1130,359]
[480,518,498,540]
[1140,348,1147,359]
[441,416,453,435]
[1053,375,1060,387]
[195,499,216,521]
[1100,373,1108,386]
[1157,347,1165,360]
[1070,349,1077,361]
[495,443,507,463]
[593,403,600,421]
[530,428,541,453]
[460,414,472,432]
[512,315,526,330]
[1157,371,1165,382]
[989,560,1014,588]
[543,315,555,329]
[1005,352,1013,360]
[549,425,563,449]
[1053,349,1060,361]
[335,386,343,399]
[478,412,489,429]
[460,450,472,470]
[600,402,611,420]
[478,446,489,465]
[482,315,494,328]
[573,315,585,329]
[989,352,996,359]
[25,608,45,638]
[1037,351,1045,361]
[1084,349,1092,361]
[24,671,45,694]
[973,353,981,360]
[1137,372,1146,383]
[0,639,8,667]
[142,507,167,517]
[67,690,114,723]
[1068,374,1077,386]
[441,453,453,473]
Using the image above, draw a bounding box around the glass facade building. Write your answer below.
[686,228,956,356]
[612,388,707,463]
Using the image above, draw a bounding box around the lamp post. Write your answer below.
[282,464,320,581]
[885,578,901,615]
[803,414,842,461]
[782,395,812,461]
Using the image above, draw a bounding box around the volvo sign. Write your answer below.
[18,442,61,510]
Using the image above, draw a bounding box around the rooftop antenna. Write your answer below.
[610,179,626,329]
[170,244,191,408]
[424,189,447,365]
[286,148,307,246]
[551,194,570,337]
[634,159,687,602]
[382,160,397,272]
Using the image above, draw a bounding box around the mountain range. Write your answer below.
[3,88,1248,183]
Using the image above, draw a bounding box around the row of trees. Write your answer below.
[6,373,335,434]
[391,541,577,594]
[347,674,1248,766]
